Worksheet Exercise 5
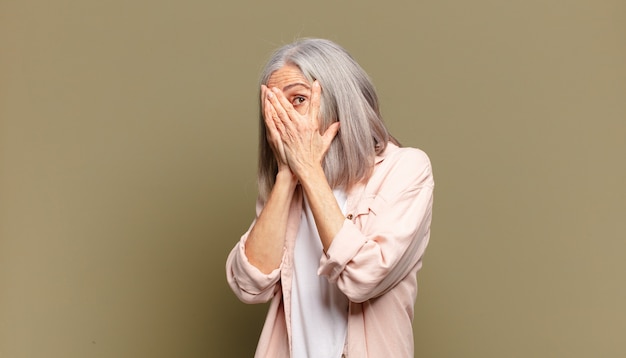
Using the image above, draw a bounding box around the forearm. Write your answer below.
[245,170,297,273]
[298,164,345,252]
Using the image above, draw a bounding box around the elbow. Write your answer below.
[235,290,275,305]
[339,279,382,303]
[228,278,278,304]
[345,292,371,304]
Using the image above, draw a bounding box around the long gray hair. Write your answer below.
[257,38,396,200]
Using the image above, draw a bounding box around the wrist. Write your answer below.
[276,168,298,187]
[295,163,325,188]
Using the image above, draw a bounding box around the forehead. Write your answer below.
[267,64,310,89]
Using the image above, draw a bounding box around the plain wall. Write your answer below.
[1,0,625,357]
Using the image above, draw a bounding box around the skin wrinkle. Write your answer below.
[227,39,433,357]
[243,63,342,273]
[264,64,344,252]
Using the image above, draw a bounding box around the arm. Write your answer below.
[225,177,296,304]
[266,82,343,251]
[245,85,299,274]
[224,86,298,303]
[318,149,434,303]
[245,171,297,273]
[266,83,434,302]
[297,165,345,252]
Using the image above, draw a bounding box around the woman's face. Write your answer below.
[266,64,312,116]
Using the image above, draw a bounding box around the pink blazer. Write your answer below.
[226,143,434,357]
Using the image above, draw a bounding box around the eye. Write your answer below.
[291,96,306,107]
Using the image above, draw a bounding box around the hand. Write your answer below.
[261,85,291,173]
[266,81,340,180]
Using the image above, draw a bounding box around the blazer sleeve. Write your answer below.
[318,148,434,303]
[225,198,283,304]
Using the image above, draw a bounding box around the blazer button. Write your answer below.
[346,214,353,220]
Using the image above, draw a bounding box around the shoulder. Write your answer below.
[370,143,434,193]
[387,143,430,165]
[381,143,433,180]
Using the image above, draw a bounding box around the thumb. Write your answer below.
[322,121,340,148]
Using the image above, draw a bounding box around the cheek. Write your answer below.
[295,103,309,115]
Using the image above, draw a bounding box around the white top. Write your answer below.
[291,189,349,358]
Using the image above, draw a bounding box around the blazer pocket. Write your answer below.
[351,195,387,225]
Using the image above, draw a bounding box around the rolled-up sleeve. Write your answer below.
[318,149,434,303]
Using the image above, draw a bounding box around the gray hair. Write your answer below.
[257,38,395,200]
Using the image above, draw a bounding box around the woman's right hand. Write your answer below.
[261,85,291,173]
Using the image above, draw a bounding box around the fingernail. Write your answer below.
[267,91,274,99]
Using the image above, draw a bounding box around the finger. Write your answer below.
[260,85,267,112]
[269,87,300,124]
[266,98,287,138]
[322,121,340,149]
[267,91,296,138]
[263,98,280,137]
[309,80,321,127]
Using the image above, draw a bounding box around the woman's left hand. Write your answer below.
[266,81,340,181]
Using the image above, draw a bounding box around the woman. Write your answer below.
[226,38,434,358]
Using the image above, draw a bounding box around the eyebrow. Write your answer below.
[282,82,311,92]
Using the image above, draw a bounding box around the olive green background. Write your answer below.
[1,0,625,357]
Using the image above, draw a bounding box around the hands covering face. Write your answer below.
[261,80,340,180]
